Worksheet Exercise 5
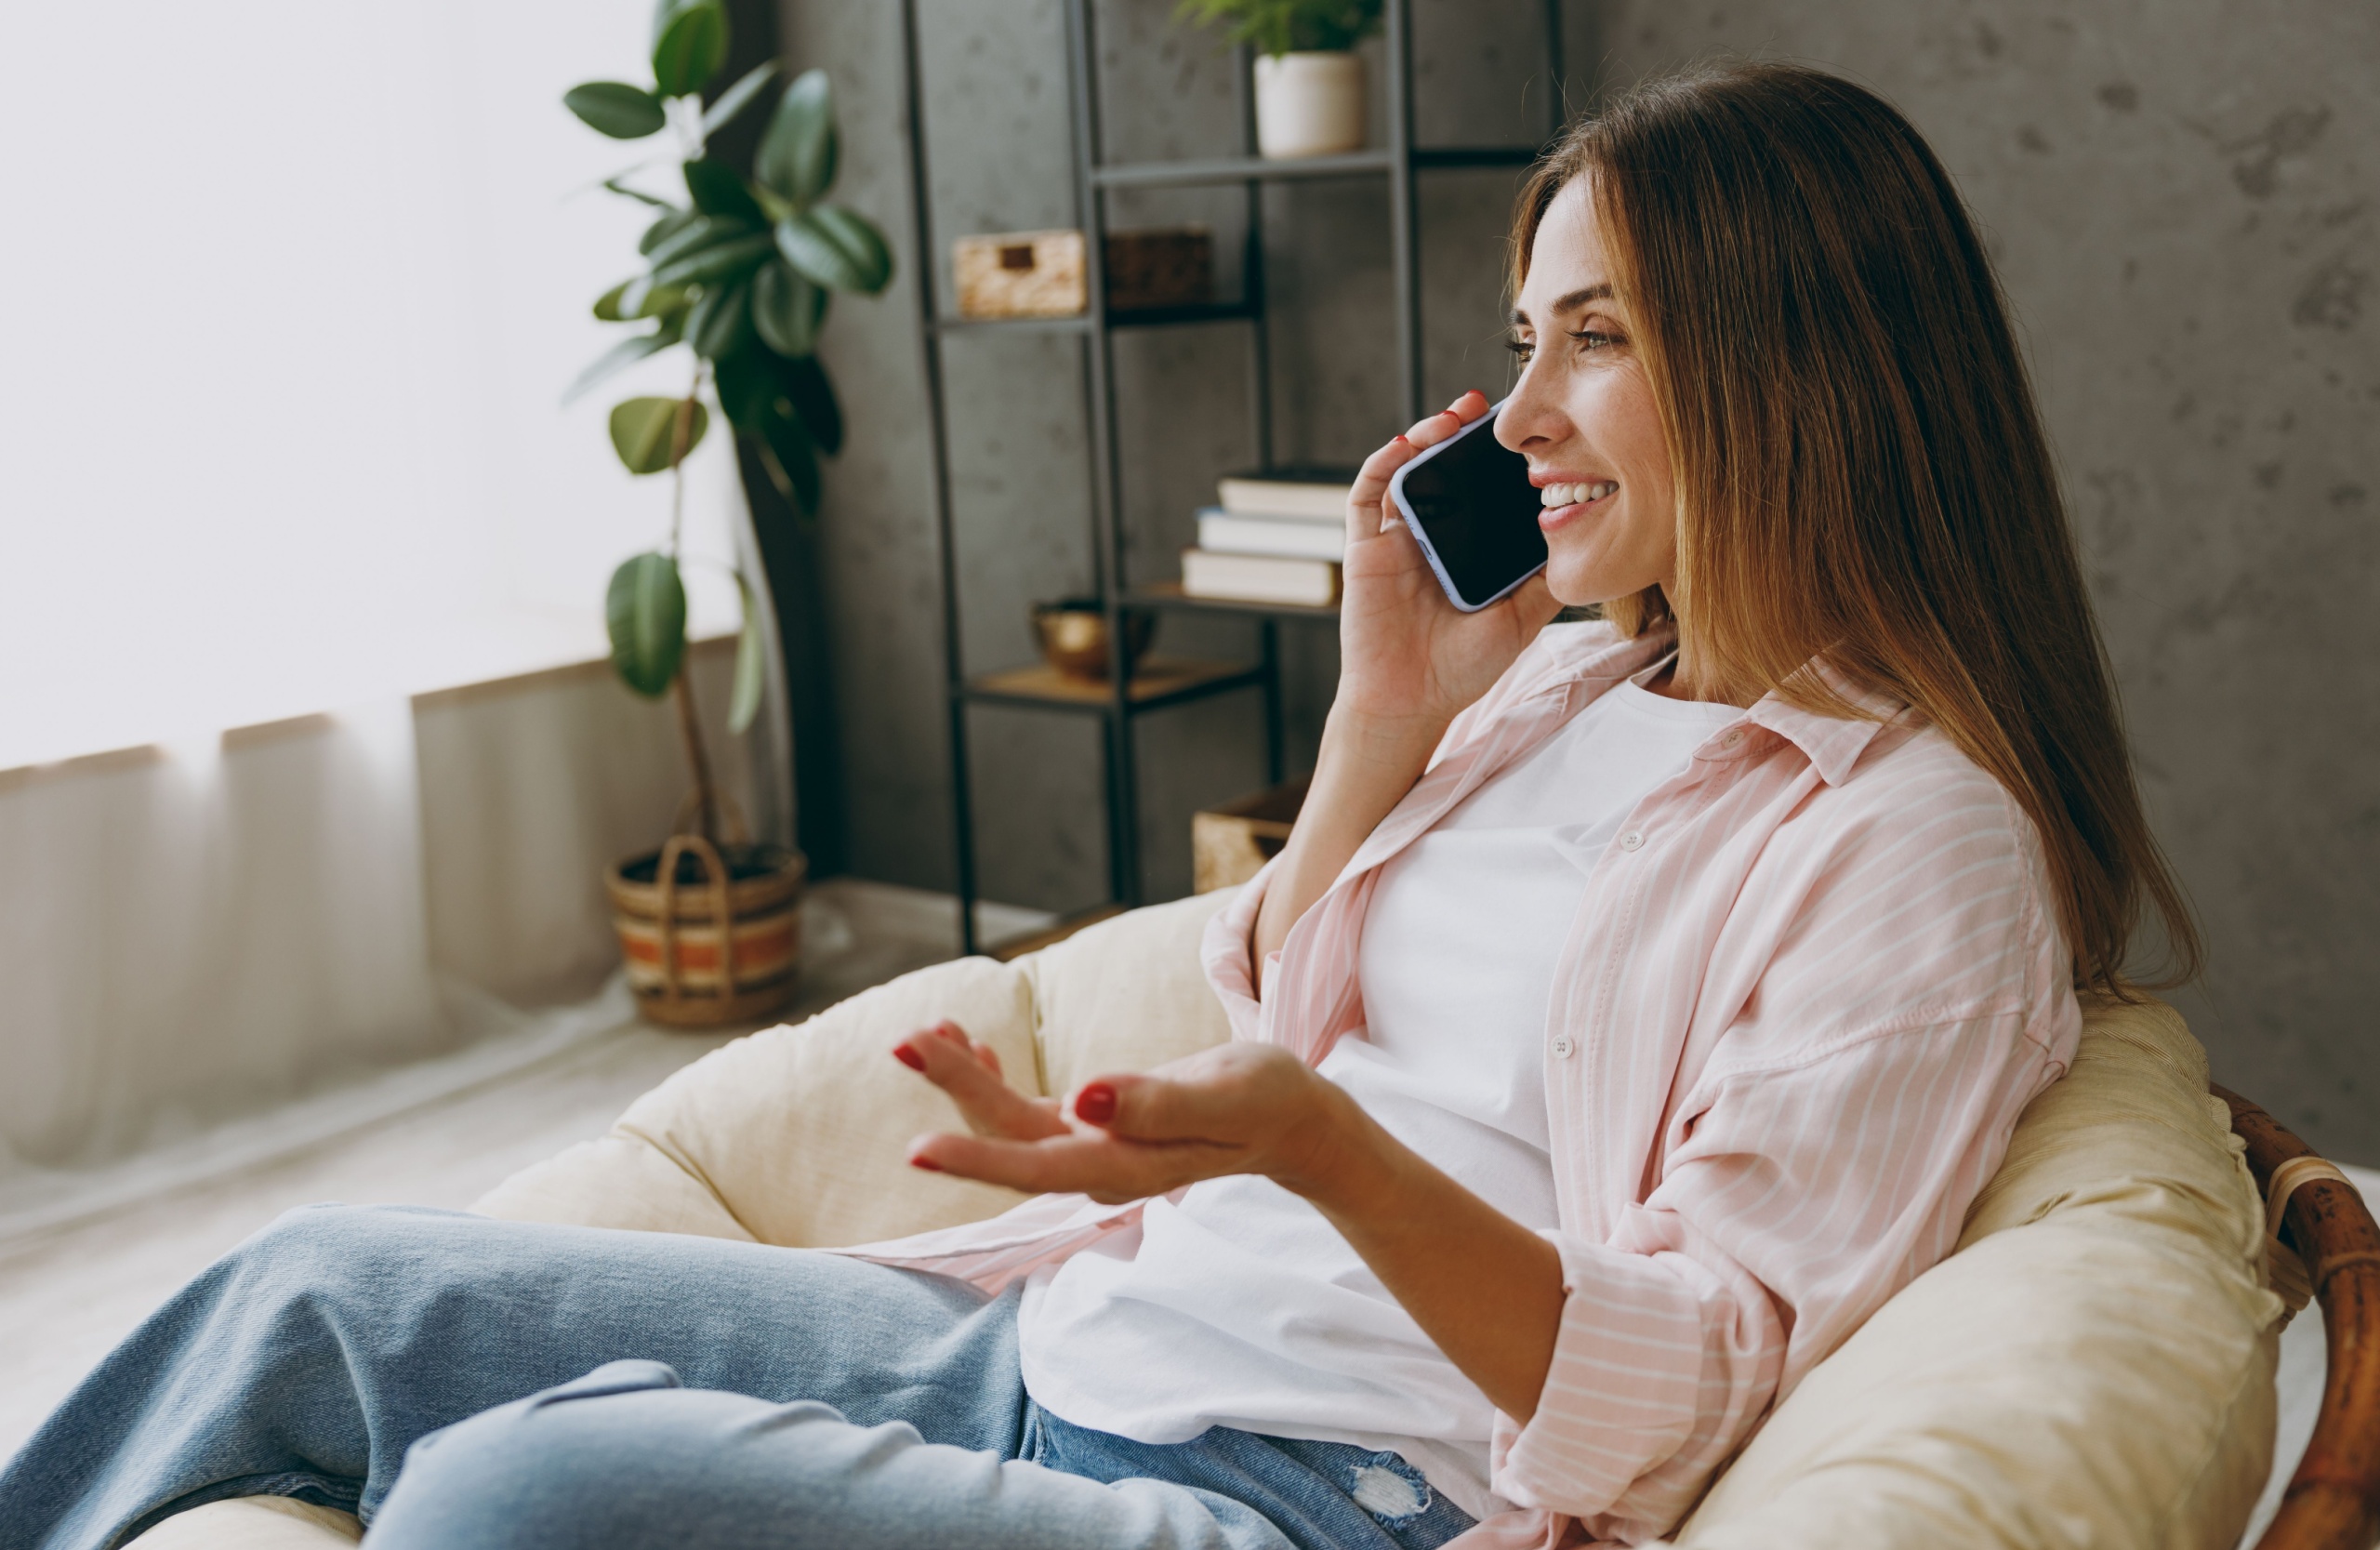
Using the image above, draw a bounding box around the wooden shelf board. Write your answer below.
[965,655,1259,709]
[934,312,1091,336]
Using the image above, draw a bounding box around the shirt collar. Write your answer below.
[1533,622,1905,786]
[1745,657,1908,786]
[1537,619,1679,701]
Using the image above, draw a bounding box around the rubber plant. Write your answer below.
[563,0,892,845]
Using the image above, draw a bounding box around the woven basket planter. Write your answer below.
[605,834,807,1029]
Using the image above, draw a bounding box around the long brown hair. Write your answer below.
[1513,62,2199,994]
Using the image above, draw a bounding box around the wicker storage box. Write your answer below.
[1192,775,1309,894]
[955,230,1086,319]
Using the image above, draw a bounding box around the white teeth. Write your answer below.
[1540,481,1618,508]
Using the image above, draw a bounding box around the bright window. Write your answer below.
[0,0,747,771]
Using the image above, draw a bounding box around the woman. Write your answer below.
[2,62,2194,1550]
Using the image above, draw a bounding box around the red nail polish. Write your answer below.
[893,1045,925,1072]
[908,1154,944,1172]
[1075,1083,1117,1124]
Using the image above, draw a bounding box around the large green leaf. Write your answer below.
[643,212,745,270]
[651,1,728,98]
[713,349,840,458]
[775,353,842,456]
[729,573,766,734]
[750,260,823,356]
[609,395,708,473]
[682,158,761,223]
[701,60,778,137]
[710,349,774,432]
[563,82,665,139]
[562,321,681,404]
[650,229,773,289]
[752,407,822,515]
[719,352,822,512]
[639,206,698,257]
[600,276,688,322]
[686,278,752,359]
[595,278,690,322]
[774,206,891,294]
[755,69,838,207]
[607,552,688,698]
[766,421,833,511]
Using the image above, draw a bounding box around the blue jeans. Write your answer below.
[0,1204,1477,1550]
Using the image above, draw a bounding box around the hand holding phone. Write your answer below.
[1251,394,1559,967]
[1325,391,1561,737]
[1386,396,1548,612]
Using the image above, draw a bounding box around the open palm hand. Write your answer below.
[892,1023,1351,1207]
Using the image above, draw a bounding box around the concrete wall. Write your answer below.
[781,2,2380,1159]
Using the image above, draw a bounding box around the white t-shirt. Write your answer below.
[1017,676,1742,1519]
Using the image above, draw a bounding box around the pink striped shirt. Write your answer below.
[853,620,2079,1547]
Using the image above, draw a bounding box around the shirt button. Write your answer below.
[1552,1036,1576,1058]
[1723,730,1744,748]
[1619,829,1645,851]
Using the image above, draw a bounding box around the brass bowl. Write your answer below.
[1032,600,1157,682]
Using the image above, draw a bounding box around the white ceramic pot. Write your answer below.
[1252,51,1366,160]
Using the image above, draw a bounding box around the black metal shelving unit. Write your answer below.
[899,0,1564,954]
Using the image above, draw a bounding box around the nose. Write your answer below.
[1494,357,1566,455]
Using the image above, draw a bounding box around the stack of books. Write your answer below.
[1179,467,1354,607]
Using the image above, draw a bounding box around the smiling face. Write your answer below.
[1496,179,1678,610]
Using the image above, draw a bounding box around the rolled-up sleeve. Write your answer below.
[1494,1213,1779,1523]
[1494,1225,1778,1526]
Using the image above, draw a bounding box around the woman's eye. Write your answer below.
[1504,337,1535,364]
[1571,329,1621,352]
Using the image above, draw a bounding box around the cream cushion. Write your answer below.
[471,890,1236,1245]
[145,888,2281,1547]
[125,1496,362,1546]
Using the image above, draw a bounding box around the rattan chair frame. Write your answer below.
[2219,1085,2380,1550]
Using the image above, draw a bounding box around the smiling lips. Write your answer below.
[1539,480,1618,510]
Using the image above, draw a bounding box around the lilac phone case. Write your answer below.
[1385,397,1545,613]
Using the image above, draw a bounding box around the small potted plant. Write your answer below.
[1177,0,1383,159]
[563,0,892,1027]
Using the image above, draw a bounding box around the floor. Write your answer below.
[0,879,1048,1464]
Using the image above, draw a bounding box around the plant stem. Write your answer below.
[667,365,703,556]
[666,362,718,849]
[673,657,721,847]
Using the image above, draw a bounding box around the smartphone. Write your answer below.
[1387,397,1547,612]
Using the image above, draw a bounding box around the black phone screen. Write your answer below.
[1392,411,1547,610]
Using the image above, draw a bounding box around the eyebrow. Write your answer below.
[1507,283,1613,327]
